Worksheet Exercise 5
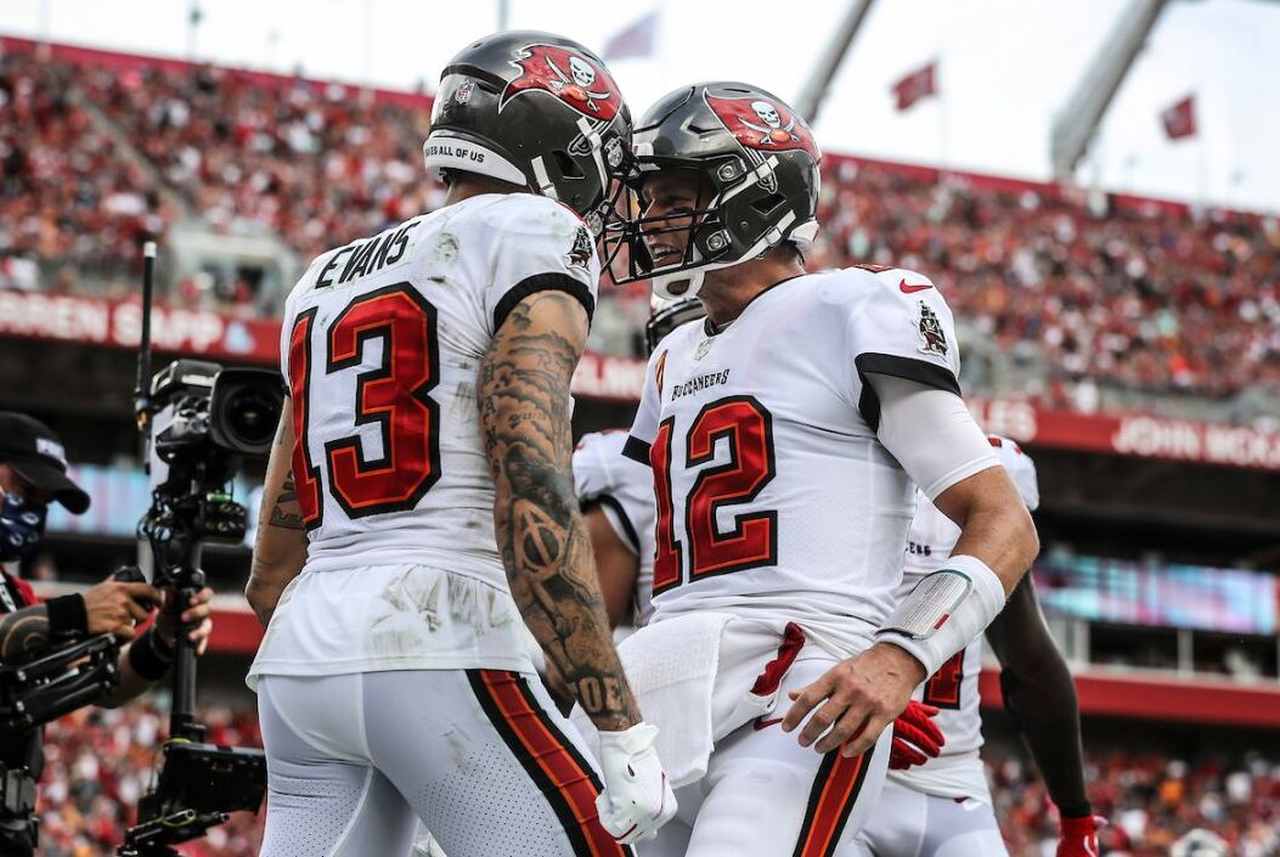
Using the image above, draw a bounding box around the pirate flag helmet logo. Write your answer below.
[703,93,820,158]
[499,44,623,122]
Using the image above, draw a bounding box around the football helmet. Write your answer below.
[604,81,821,299]
[644,296,705,355]
[425,31,633,232]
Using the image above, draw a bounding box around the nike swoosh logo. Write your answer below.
[753,716,784,731]
[899,279,933,293]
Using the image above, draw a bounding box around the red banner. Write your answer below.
[0,289,280,363]
[980,668,1280,729]
[969,398,1280,473]
[5,290,1277,472]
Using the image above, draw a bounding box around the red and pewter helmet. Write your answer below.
[604,81,821,300]
[424,31,634,233]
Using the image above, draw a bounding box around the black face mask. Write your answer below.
[0,492,46,562]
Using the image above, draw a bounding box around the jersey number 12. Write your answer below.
[287,283,441,529]
[651,395,778,595]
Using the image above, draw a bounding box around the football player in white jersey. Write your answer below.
[243,31,675,857]
[572,300,707,633]
[580,82,1040,857]
[861,436,1099,857]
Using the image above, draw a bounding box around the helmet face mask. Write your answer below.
[602,168,725,295]
[602,82,821,299]
[424,32,634,233]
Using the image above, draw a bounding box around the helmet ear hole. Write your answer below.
[552,149,585,179]
[751,193,785,215]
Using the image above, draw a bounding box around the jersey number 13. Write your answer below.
[287,283,441,529]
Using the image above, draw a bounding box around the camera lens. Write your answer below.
[208,367,284,456]
[222,387,277,448]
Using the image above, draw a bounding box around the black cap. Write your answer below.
[0,412,90,514]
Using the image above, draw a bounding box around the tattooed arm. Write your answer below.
[479,291,642,732]
[245,408,309,627]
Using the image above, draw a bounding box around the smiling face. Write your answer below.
[638,170,707,269]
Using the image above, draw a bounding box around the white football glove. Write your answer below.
[594,722,677,844]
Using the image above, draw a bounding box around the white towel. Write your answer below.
[572,611,732,787]
[571,613,806,788]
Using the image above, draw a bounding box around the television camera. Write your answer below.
[116,243,280,856]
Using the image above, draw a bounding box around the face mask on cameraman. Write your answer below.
[0,413,90,568]
[0,493,46,564]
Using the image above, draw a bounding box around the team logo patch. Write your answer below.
[499,44,622,121]
[566,226,593,270]
[917,302,949,357]
[703,93,820,158]
[694,338,714,361]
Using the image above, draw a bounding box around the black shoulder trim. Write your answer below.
[493,273,595,334]
[622,435,652,466]
[582,494,641,554]
[854,353,962,433]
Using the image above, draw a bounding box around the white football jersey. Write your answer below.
[625,266,962,658]
[573,430,657,625]
[889,436,1040,800]
[248,193,600,685]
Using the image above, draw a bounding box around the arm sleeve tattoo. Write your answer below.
[479,290,642,732]
[0,604,53,664]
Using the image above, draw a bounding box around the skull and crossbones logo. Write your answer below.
[739,99,801,147]
[545,53,613,114]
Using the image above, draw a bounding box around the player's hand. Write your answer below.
[83,580,162,641]
[155,587,215,656]
[1057,813,1105,857]
[594,722,676,844]
[888,701,945,769]
[782,642,926,758]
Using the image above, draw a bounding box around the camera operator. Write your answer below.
[0,411,215,854]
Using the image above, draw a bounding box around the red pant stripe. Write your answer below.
[792,748,871,857]
[469,669,631,857]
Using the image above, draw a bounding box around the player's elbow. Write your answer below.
[1006,501,1040,579]
[244,574,278,626]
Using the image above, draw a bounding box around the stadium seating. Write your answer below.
[35,700,1279,857]
[2,36,1277,407]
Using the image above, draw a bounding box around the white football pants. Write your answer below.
[854,777,1008,857]
[641,656,893,857]
[257,669,635,857]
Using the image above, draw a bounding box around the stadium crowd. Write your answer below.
[2,39,1278,403]
[37,702,264,857]
[991,748,1280,856]
[76,59,438,264]
[31,699,1280,857]
[0,48,176,295]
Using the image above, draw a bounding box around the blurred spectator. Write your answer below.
[3,39,1278,402]
[991,749,1280,856]
[0,47,176,297]
[37,701,264,857]
[35,697,1280,856]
